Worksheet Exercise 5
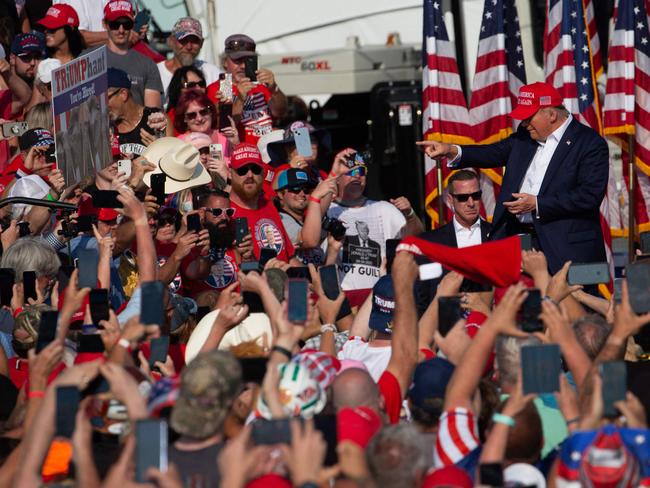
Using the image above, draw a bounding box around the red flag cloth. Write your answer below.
[397,235,521,287]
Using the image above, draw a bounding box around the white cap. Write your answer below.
[257,129,284,164]
[504,463,546,488]
[36,58,61,84]
[8,175,52,219]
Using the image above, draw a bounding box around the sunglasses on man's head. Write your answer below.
[451,191,482,202]
[182,80,206,89]
[225,39,256,53]
[346,166,367,177]
[286,186,313,195]
[184,107,211,121]
[235,164,263,176]
[108,19,134,31]
[207,208,235,218]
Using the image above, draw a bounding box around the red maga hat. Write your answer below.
[510,82,564,120]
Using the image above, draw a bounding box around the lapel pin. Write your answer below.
[566,140,572,145]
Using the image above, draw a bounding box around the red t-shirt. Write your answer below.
[8,357,66,391]
[206,81,273,145]
[377,370,402,424]
[181,247,240,297]
[231,197,295,262]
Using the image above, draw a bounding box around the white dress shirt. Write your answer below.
[453,216,482,248]
[518,114,573,222]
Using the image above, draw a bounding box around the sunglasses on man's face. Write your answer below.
[207,208,235,218]
[346,166,367,177]
[181,80,206,89]
[451,191,482,202]
[286,186,313,195]
[184,107,211,121]
[17,53,42,63]
[108,19,134,31]
[235,164,263,176]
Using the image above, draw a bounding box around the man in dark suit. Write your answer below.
[416,170,492,314]
[419,82,608,274]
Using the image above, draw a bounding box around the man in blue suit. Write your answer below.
[419,82,608,273]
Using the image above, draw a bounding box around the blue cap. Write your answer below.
[368,275,395,334]
[107,67,131,89]
[407,357,455,411]
[11,32,46,57]
[275,168,315,191]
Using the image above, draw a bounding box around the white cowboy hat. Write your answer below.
[185,309,272,364]
[142,137,211,194]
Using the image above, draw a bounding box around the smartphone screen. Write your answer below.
[77,249,99,289]
[135,419,168,483]
[148,336,170,369]
[259,247,278,268]
[36,310,59,353]
[22,271,37,302]
[89,288,110,325]
[292,127,313,157]
[479,463,504,486]
[438,296,463,337]
[385,239,399,274]
[0,268,15,306]
[56,386,80,438]
[78,333,105,353]
[521,344,561,394]
[140,281,165,326]
[240,261,260,274]
[57,265,75,292]
[234,217,249,244]
[520,289,543,333]
[92,190,123,209]
[567,262,610,285]
[186,213,202,233]
[613,278,623,304]
[218,103,233,131]
[319,265,340,300]
[239,357,268,384]
[244,56,258,81]
[150,173,166,206]
[600,361,627,417]
[77,215,97,233]
[518,233,533,251]
[287,279,308,323]
[625,263,650,314]
[286,267,311,281]
[251,418,292,445]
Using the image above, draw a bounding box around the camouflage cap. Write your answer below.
[12,304,55,353]
[170,350,242,438]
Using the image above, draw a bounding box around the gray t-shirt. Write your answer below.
[106,49,163,106]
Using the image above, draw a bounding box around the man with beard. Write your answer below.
[10,33,45,86]
[179,189,254,299]
[229,143,295,262]
[157,17,221,96]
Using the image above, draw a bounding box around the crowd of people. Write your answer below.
[0,1,648,487]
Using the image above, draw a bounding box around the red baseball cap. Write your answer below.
[422,466,473,488]
[103,0,134,21]
[98,208,119,221]
[37,4,80,29]
[337,406,382,448]
[230,143,264,170]
[510,82,564,120]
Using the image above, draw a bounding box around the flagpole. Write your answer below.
[437,162,445,225]
[628,135,636,262]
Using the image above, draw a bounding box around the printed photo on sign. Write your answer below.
[205,254,237,289]
[342,220,381,268]
[51,46,111,185]
[255,219,284,253]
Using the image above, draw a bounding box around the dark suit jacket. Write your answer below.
[414,219,491,315]
[458,119,608,273]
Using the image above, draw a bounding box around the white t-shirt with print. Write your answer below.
[326,200,405,291]
[337,336,392,382]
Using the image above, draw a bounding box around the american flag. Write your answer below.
[422,0,473,227]
[469,0,527,221]
[603,0,650,235]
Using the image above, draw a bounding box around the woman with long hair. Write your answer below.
[36,4,86,64]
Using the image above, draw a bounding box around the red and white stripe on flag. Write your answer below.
[468,0,528,222]
[603,0,650,235]
[422,0,473,227]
